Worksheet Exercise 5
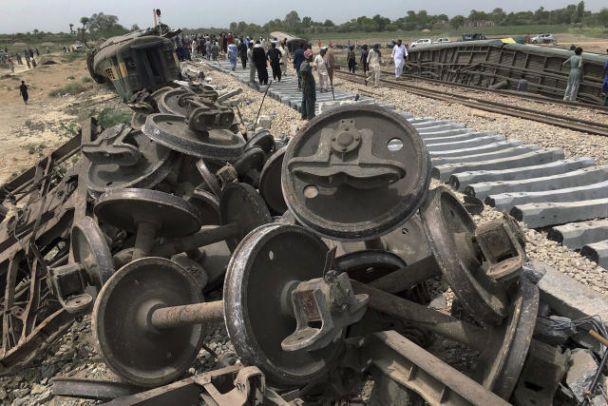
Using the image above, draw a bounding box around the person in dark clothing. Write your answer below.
[293,44,305,90]
[347,45,356,73]
[267,42,282,82]
[360,45,370,76]
[238,39,248,69]
[19,81,29,104]
[252,41,269,85]
[300,50,316,120]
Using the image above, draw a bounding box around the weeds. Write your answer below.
[48,82,90,97]
[23,143,45,155]
[59,121,79,137]
[24,119,45,132]
[97,107,131,128]
[61,52,85,63]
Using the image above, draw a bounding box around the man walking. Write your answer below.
[367,44,382,88]
[227,42,238,71]
[300,49,316,120]
[247,43,255,82]
[391,39,407,79]
[347,46,356,73]
[267,42,282,82]
[19,80,29,104]
[252,41,269,85]
[360,45,369,77]
[238,39,248,69]
[293,43,305,90]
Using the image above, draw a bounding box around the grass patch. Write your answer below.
[97,107,131,128]
[24,119,45,132]
[59,121,80,137]
[23,142,45,155]
[60,52,86,63]
[81,76,93,83]
[48,82,90,97]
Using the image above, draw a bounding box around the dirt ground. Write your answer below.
[0,54,115,184]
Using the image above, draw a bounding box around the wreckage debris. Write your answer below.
[0,31,606,406]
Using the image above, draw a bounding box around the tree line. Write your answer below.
[227,2,608,35]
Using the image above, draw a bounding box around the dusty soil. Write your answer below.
[0,53,115,184]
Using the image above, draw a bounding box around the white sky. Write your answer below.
[0,0,605,34]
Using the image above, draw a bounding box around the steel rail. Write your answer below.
[335,70,608,137]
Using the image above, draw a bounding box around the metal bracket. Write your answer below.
[287,119,407,189]
[282,269,369,352]
[82,125,142,166]
[188,103,235,133]
[475,216,525,284]
[195,366,267,406]
[48,264,93,314]
[215,164,238,188]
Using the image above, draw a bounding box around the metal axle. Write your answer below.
[150,300,224,330]
[155,222,241,257]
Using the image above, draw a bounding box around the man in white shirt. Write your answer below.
[391,39,408,79]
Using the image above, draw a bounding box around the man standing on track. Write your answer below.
[367,44,382,88]
[293,43,305,90]
[300,49,316,120]
[391,39,407,80]
[267,42,282,82]
[360,45,369,77]
[252,41,269,85]
[562,47,583,102]
[314,48,329,92]
[247,43,255,83]
[325,43,336,88]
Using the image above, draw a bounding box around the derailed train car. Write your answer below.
[406,39,608,105]
[88,31,180,101]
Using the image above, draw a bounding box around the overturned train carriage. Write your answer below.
[406,39,608,105]
[89,32,180,101]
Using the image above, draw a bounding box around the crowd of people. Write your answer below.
[1,47,41,72]
[174,34,415,120]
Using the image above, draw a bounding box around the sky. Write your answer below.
[0,0,606,34]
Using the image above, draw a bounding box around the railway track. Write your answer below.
[334,70,608,137]
[386,70,608,114]
[203,59,608,269]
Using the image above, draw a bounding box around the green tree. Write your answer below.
[575,1,585,23]
[80,17,89,31]
[284,11,301,29]
[598,8,608,26]
[302,16,313,28]
[450,15,465,29]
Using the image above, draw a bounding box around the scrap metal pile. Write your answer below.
[0,33,607,406]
